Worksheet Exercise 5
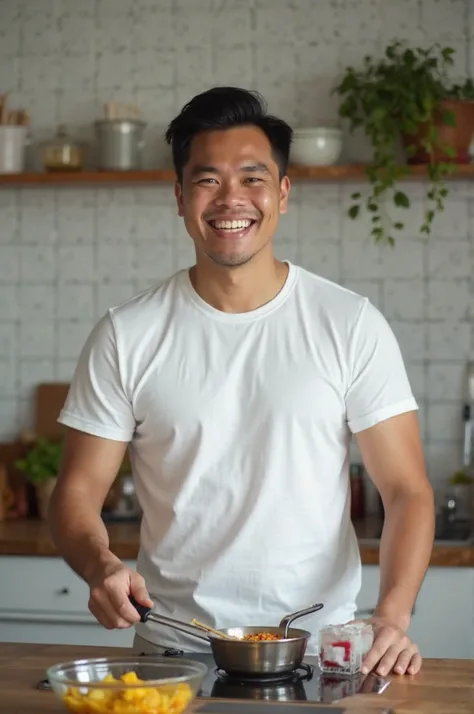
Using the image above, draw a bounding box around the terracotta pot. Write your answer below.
[402,99,474,164]
[35,477,57,520]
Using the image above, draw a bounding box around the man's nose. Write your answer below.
[214,181,245,207]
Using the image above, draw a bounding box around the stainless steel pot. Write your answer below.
[94,119,146,171]
[130,597,324,677]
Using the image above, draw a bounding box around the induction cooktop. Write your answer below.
[140,649,391,705]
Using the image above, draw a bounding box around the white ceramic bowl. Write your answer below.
[290,127,343,166]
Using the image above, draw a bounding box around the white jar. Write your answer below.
[290,127,343,166]
[0,125,29,173]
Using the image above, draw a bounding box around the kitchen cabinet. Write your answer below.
[0,555,136,647]
[357,565,474,659]
[1,555,473,657]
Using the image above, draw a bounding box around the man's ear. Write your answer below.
[279,176,290,215]
[175,181,185,217]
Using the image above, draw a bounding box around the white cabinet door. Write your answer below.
[0,555,137,647]
[0,621,135,647]
[409,567,474,659]
[357,565,474,659]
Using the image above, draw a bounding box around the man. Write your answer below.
[49,86,434,677]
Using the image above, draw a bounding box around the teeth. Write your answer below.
[212,219,252,230]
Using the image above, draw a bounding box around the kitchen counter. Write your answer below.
[2,642,474,713]
[0,517,473,566]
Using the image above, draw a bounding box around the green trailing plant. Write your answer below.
[449,470,474,485]
[15,438,62,486]
[333,41,474,245]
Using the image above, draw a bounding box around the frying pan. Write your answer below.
[130,596,324,677]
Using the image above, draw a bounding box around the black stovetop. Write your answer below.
[140,649,390,705]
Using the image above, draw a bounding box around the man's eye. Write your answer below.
[245,177,263,184]
[198,178,218,184]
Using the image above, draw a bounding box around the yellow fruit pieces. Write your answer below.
[62,670,194,714]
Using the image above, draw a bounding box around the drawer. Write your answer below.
[0,556,138,617]
[0,556,90,615]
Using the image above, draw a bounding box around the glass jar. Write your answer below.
[40,125,83,172]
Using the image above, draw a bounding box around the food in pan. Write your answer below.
[62,670,193,714]
[242,631,282,641]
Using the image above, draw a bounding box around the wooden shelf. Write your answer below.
[1,163,474,187]
[0,169,176,186]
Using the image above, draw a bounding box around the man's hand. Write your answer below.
[361,616,422,676]
[88,556,153,630]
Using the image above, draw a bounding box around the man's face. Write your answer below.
[175,125,290,268]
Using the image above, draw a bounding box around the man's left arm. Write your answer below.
[356,411,435,676]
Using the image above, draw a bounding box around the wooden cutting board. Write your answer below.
[34,383,70,440]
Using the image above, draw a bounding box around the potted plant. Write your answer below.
[333,41,474,245]
[15,438,63,519]
[447,469,474,520]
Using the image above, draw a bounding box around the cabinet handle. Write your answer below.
[56,587,70,595]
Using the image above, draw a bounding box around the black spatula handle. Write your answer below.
[129,595,152,623]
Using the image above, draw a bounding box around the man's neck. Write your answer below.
[189,256,289,314]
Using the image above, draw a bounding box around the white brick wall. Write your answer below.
[0,0,473,495]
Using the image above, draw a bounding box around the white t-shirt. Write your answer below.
[58,262,417,654]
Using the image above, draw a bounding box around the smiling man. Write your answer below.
[49,87,435,677]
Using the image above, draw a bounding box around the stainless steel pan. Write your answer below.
[130,596,324,677]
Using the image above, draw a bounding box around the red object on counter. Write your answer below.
[321,640,352,669]
[350,463,365,520]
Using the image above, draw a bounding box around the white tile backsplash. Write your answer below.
[57,284,95,320]
[57,320,93,359]
[20,285,56,320]
[426,362,468,402]
[428,321,473,361]
[427,402,466,442]
[427,280,472,321]
[97,243,136,281]
[427,239,473,279]
[390,321,427,362]
[426,439,464,486]
[58,245,95,282]
[0,285,20,321]
[0,246,21,283]
[60,14,97,55]
[96,282,135,317]
[19,321,55,358]
[0,0,473,497]
[383,280,425,321]
[20,246,57,283]
[301,240,340,282]
[0,191,20,243]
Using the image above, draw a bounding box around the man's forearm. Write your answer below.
[375,489,435,629]
[48,486,121,585]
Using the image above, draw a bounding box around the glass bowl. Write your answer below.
[46,656,208,714]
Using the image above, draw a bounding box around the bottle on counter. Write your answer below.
[350,463,365,520]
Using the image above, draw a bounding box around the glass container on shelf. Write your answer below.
[39,124,84,172]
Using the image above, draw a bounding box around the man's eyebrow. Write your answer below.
[241,162,271,174]
[191,165,218,176]
[190,162,271,177]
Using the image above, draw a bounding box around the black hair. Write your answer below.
[165,86,293,183]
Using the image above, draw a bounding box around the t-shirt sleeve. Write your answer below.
[57,311,136,442]
[345,299,418,434]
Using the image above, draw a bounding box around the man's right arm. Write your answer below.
[48,427,152,629]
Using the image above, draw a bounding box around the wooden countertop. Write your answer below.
[0,518,473,566]
[2,642,474,713]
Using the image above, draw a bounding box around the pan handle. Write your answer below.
[128,596,211,644]
[279,602,324,638]
[129,595,152,622]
